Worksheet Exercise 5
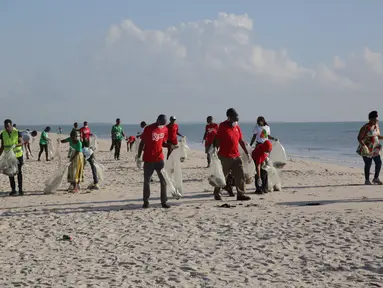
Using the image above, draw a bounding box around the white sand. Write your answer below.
[1,135,383,287]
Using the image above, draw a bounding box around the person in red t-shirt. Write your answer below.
[80,121,92,148]
[166,116,184,159]
[252,140,272,194]
[213,108,251,201]
[137,114,176,209]
[202,116,218,168]
[126,135,136,152]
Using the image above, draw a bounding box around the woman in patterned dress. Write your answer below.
[60,130,84,192]
[357,111,383,185]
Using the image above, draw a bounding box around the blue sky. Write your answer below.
[1,0,383,124]
[2,0,382,66]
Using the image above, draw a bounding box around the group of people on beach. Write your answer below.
[0,109,381,208]
[135,108,281,208]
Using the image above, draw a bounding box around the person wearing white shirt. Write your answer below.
[250,116,278,147]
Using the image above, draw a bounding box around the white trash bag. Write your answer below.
[161,169,182,199]
[43,163,69,194]
[48,141,57,160]
[90,135,98,151]
[0,149,19,177]
[270,141,287,168]
[165,148,183,199]
[94,161,105,182]
[179,137,190,162]
[135,155,143,169]
[240,141,256,184]
[207,150,226,188]
[263,159,282,192]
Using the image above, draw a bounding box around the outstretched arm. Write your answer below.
[250,134,256,146]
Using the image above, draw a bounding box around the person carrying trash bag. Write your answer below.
[0,119,24,196]
[137,114,176,209]
[213,108,251,201]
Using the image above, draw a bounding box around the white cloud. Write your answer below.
[1,12,382,124]
[333,56,345,69]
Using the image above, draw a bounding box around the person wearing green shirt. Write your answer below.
[38,127,51,161]
[110,118,125,160]
[68,122,80,158]
[60,130,84,193]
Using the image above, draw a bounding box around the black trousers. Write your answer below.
[111,140,122,159]
[38,144,48,160]
[254,160,268,192]
[143,160,167,204]
[9,156,23,192]
[86,154,98,184]
[363,156,382,180]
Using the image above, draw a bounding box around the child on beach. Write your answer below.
[126,135,136,152]
[252,140,273,194]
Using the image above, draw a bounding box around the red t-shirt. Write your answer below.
[166,123,179,145]
[127,136,135,143]
[80,127,91,140]
[142,123,168,162]
[205,123,219,146]
[216,121,243,158]
[252,141,272,165]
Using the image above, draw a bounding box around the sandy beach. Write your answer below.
[0,134,383,287]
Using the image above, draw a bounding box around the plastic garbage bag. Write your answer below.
[0,149,19,177]
[131,140,139,154]
[179,137,189,162]
[263,159,282,192]
[135,155,143,169]
[48,141,61,160]
[239,141,256,184]
[53,141,62,161]
[90,135,98,151]
[43,163,69,194]
[207,150,226,188]
[270,141,287,168]
[161,169,182,199]
[165,148,183,198]
[94,161,105,182]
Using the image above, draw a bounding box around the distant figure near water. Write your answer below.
[110,118,125,160]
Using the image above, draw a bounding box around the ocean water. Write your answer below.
[17,122,366,167]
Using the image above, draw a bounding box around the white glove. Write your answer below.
[257,178,262,187]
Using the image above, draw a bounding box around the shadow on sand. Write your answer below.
[277,198,383,207]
